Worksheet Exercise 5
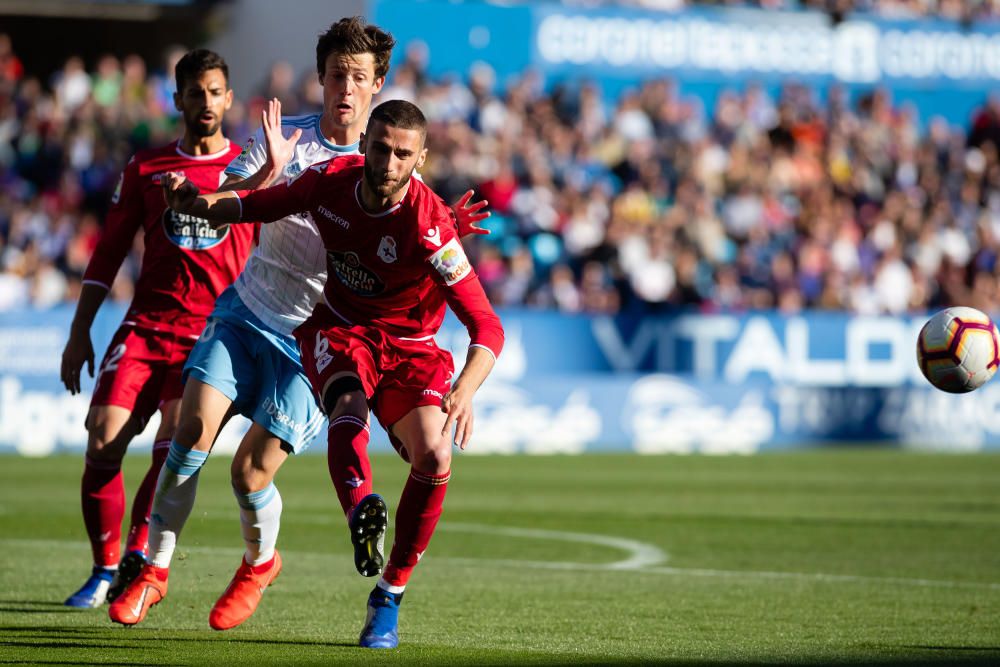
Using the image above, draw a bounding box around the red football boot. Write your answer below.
[209,551,282,630]
[108,564,168,626]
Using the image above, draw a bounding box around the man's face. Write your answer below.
[175,68,232,138]
[320,53,384,131]
[361,120,426,199]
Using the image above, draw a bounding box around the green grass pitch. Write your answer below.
[1,450,998,665]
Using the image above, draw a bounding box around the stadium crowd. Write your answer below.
[596,0,1000,21]
[2,31,1000,316]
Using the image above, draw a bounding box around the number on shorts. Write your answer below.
[199,319,218,342]
[314,332,333,373]
[98,343,127,378]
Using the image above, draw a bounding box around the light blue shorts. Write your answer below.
[184,286,325,453]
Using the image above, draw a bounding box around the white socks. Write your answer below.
[147,442,208,568]
[234,482,282,566]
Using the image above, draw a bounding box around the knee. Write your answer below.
[410,439,451,475]
[328,389,368,420]
[85,419,130,462]
[174,416,211,450]
[230,455,271,494]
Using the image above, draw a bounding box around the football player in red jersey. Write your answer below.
[60,49,255,608]
[161,99,503,648]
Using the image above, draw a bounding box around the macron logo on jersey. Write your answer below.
[423,226,442,247]
[317,205,350,229]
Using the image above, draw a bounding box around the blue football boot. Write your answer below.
[65,566,115,608]
[359,587,403,649]
[349,494,387,577]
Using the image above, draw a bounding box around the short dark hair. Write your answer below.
[175,49,229,91]
[316,17,395,79]
[368,99,427,138]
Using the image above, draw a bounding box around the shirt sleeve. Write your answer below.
[425,210,504,359]
[443,273,505,361]
[237,163,322,224]
[81,157,143,290]
[224,126,266,180]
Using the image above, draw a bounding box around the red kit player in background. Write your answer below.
[60,49,254,608]
[162,99,503,648]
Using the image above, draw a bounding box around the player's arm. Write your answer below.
[218,98,301,193]
[163,174,243,226]
[163,161,319,228]
[61,159,142,394]
[434,244,505,449]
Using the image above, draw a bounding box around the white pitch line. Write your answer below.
[440,522,668,570]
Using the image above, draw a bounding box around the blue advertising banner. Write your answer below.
[372,0,999,125]
[2,304,995,455]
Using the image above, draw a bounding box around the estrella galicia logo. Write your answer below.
[161,208,229,250]
[328,250,385,296]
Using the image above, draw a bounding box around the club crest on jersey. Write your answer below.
[162,208,229,250]
[285,161,302,178]
[429,238,472,286]
[328,251,385,296]
[377,236,397,263]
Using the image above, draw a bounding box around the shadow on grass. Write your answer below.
[0,625,357,649]
[905,646,1000,651]
[0,662,173,666]
[0,640,135,650]
[0,625,997,665]
[0,599,76,614]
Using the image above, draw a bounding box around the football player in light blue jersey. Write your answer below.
[110,17,489,639]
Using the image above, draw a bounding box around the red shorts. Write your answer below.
[294,306,454,432]
[90,325,195,427]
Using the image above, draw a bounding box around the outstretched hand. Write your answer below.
[451,190,491,237]
[262,97,302,177]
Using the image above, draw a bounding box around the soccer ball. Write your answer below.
[916,307,1000,393]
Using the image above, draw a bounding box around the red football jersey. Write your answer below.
[238,155,503,358]
[83,141,255,338]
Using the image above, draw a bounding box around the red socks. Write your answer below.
[81,455,124,568]
[125,441,170,554]
[327,415,373,516]
[383,469,450,588]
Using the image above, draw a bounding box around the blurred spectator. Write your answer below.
[4,23,1000,319]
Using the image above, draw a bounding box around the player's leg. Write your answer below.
[66,404,143,608]
[357,338,456,649]
[209,339,324,630]
[295,322,385,577]
[108,397,180,601]
[208,426,287,631]
[359,406,451,649]
[110,317,244,626]
[67,326,155,608]
[325,385,388,577]
[108,379,233,626]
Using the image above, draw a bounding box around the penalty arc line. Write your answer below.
[439,522,669,570]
